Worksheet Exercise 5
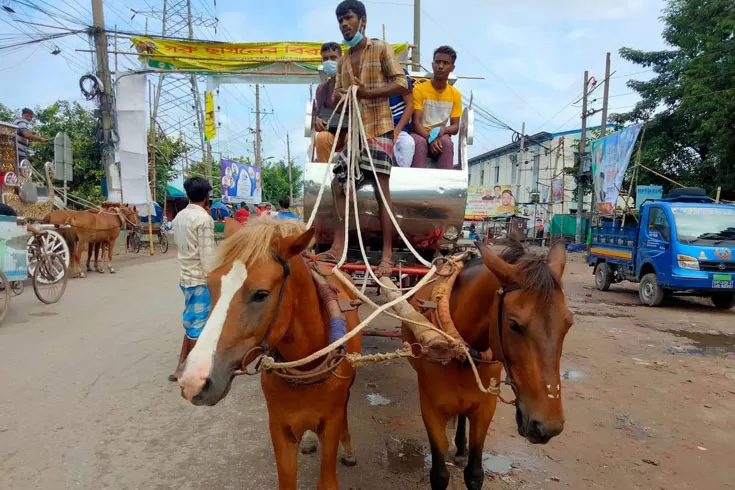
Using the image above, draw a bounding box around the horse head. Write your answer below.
[477,241,573,444]
[179,217,315,406]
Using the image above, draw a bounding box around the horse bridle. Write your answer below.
[496,284,521,403]
[238,249,291,373]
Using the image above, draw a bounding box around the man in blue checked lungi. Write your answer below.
[169,177,217,382]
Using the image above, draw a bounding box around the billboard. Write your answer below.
[551,179,564,203]
[636,185,663,209]
[221,159,262,205]
[465,185,516,220]
[590,124,643,213]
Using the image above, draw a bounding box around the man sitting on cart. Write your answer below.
[322,0,408,278]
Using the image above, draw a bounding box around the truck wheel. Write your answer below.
[639,273,665,306]
[595,263,613,291]
[711,292,735,310]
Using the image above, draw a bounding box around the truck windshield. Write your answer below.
[671,206,735,243]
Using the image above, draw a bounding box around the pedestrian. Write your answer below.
[275,196,299,220]
[169,177,216,382]
[234,202,250,225]
[15,108,45,164]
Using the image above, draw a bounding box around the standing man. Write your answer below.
[15,108,45,164]
[314,42,346,163]
[410,46,462,169]
[324,0,409,277]
[169,177,216,382]
[234,202,250,225]
[275,196,299,220]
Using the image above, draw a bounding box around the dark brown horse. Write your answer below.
[178,217,361,490]
[405,242,573,489]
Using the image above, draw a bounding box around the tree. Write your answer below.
[261,159,303,204]
[612,0,735,196]
[150,130,186,206]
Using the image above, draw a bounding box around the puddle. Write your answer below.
[573,309,633,319]
[367,393,391,406]
[562,369,585,381]
[28,311,58,317]
[664,330,735,358]
[614,414,649,439]
[385,439,428,472]
[482,454,514,474]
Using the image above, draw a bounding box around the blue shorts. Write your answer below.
[180,285,211,339]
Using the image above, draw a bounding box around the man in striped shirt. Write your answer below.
[15,108,45,163]
[389,69,415,167]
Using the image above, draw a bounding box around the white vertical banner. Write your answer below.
[115,72,152,215]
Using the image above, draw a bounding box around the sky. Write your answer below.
[1,0,669,180]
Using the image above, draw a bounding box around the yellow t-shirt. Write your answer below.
[413,81,463,131]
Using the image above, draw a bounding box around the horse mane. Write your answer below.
[216,216,307,268]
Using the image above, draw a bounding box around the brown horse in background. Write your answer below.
[179,217,361,490]
[405,242,573,490]
[85,203,140,273]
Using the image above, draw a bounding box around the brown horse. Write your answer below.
[85,203,140,273]
[405,242,573,490]
[178,217,361,490]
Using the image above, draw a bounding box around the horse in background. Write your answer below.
[178,217,361,490]
[85,203,140,273]
[405,241,573,490]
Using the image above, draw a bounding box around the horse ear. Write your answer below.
[284,228,316,259]
[547,241,566,279]
[476,242,517,284]
[223,217,241,239]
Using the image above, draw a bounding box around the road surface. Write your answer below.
[1,252,733,489]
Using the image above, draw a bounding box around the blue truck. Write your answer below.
[588,188,735,308]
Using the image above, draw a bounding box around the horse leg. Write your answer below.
[316,417,343,490]
[76,239,86,278]
[420,392,451,490]
[270,422,298,490]
[463,406,497,490]
[86,242,94,272]
[454,414,468,466]
[338,402,357,467]
[95,243,104,273]
[107,240,116,273]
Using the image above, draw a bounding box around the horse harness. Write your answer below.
[235,250,354,387]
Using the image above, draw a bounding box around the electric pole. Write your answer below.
[91,0,120,201]
[254,84,262,166]
[413,0,420,71]
[575,70,590,244]
[517,121,525,200]
[286,132,293,204]
[600,52,611,137]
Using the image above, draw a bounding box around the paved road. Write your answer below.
[2,253,734,490]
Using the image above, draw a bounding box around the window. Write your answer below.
[511,160,517,185]
[647,207,670,241]
[494,165,500,184]
[480,169,485,186]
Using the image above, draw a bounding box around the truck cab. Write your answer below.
[589,188,735,308]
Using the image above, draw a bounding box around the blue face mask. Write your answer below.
[342,22,364,48]
[322,60,338,77]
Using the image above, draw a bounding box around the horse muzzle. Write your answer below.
[515,404,565,445]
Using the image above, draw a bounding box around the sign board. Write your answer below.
[53,132,73,182]
[464,185,517,220]
[220,159,262,205]
[0,216,29,281]
[636,185,663,209]
[590,124,643,213]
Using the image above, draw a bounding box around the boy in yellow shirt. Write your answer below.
[410,46,462,169]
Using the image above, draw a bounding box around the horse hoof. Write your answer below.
[453,453,468,467]
[97,268,104,274]
[79,273,86,278]
[340,454,357,467]
[109,268,116,274]
[300,431,319,454]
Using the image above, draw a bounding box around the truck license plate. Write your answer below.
[713,274,733,289]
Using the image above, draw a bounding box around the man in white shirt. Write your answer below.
[169,177,217,382]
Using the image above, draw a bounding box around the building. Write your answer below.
[468,127,602,217]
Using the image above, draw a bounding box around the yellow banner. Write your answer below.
[132,37,409,72]
[204,91,216,141]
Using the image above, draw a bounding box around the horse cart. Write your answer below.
[0,216,69,324]
[130,221,169,254]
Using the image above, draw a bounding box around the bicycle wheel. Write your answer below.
[159,232,169,254]
[0,270,11,325]
[133,233,142,254]
[33,254,68,305]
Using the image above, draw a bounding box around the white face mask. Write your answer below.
[322,60,338,77]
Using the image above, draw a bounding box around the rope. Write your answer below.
[345,343,413,367]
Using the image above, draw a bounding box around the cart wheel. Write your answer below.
[10,280,24,296]
[27,230,70,282]
[133,233,142,254]
[159,233,169,254]
[33,254,68,305]
[0,270,11,325]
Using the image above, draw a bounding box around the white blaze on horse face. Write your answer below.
[179,260,248,401]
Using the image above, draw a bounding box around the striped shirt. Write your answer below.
[14,118,29,160]
[389,69,414,133]
[335,38,408,139]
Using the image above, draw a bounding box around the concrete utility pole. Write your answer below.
[517,121,525,200]
[600,52,611,136]
[286,132,293,204]
[91,0,121,201]
[413,0,421,71]
[254,84,262,166]
[575,70,590,244]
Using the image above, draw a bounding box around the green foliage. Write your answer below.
[613,0,735,197]
[261,159,303,204]
[0,103,15,122]
[150,131,186,205]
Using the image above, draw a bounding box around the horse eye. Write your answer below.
[251,290,270,303]
[509,320,524,335]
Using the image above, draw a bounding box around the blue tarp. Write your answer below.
[140,202,163,223]
[210,201,231,220]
